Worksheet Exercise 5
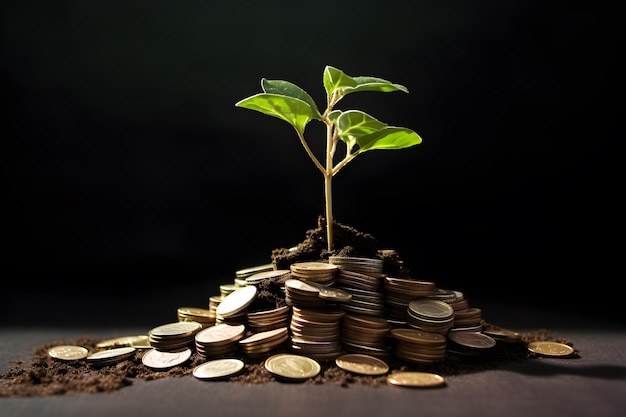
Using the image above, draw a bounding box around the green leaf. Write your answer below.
[327,109,342,124]
[261,79,323,120]
[353,127,422,153]
[235,93,312,135]
[336,110,387,139]
[335,110,386,154]
[323,66,357,98]
[348,76,409,94]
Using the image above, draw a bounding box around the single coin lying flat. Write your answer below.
[193,358,245,380]
[527,341,575,357]
[387,371,446,388]
[48,345,89,361]
[335,353,389,376]
[264,353,321,381]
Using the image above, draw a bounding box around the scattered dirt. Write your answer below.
[0,217,574,397]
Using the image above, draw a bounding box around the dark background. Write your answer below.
[2,1,622,326]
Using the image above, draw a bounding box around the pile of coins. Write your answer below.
[45,254,576,388]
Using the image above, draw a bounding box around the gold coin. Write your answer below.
[527,341,575,357]
[193,358,245,380]
[264,353,321,381]
[335,353,389,375]
[48,345,89,361]
[86,347,136,365]
[96,335,150,349]
[216,285,257,318]
[387,371,446,388]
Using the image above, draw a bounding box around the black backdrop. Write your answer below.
[2,1,622,325]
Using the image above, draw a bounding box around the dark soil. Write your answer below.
[0,217,575,397]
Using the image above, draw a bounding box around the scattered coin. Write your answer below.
[48,345,89,361]
[86,347,136,366]
[96,335,151,349]
[482,327,522,344]
[335,353,389,375]
[216,285,258,318]
[387,371,446,388]
[193,358,245,380]
[527,341,575,357]
[264,353,321,381]
[141,348,192,369]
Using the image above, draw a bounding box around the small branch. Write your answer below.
[295,128,325,174]
[332,152,359,176]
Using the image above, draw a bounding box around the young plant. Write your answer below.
[235,65,422,253]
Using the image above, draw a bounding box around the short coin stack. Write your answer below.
[284,278,327,308]
[238,326,289,357]
[406,299,455,335]
[177,306,216,328]
[290,261,338,285]
[390,328,447,364]
[289,306,345,360]
[340,313,392,359]
[148,321,203,351]
[384,277,436,322]
[246,305,291,332]
[446,331,496,360]
[194,323,246,358]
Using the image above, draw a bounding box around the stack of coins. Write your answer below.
[328,256,384,275]
[446,331,496,360]
[148,321,203,351]
[426,288,457,304]
[384,277,436,322]
[447,290,469,312]
[195,323,246,358]
[451,307,483,332]
[238,326,289,357]
[177,306,216,328]
[338,285,385,317]
[334,268,385,292]
[247,305,291,332]
[406,299,455,335]
[290,262,338,285]
[208,295,224,316]
[340,313,392,359]
[284,278,327,308]
[219,284,239,297]
[390,328,447,364]
[215,285,258,325]
[289,306,344,360]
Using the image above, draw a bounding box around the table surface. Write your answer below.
[1,300,625,417]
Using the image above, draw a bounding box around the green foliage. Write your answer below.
[235,65,422,251]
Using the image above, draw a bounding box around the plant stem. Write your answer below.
[325,121,334,252]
